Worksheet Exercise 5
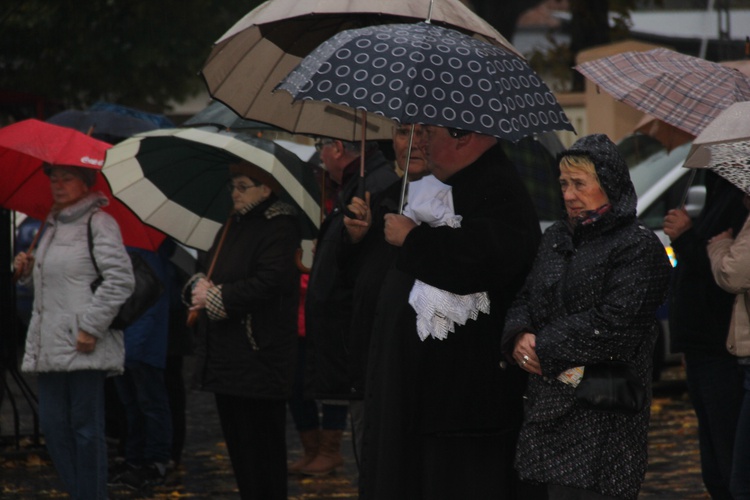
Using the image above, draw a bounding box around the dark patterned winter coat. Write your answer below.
[501,134,672,500]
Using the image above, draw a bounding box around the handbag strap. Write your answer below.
[86,212,102,279]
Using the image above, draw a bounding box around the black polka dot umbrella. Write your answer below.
[276,22,575,142]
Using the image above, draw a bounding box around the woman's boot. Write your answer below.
[288,430,320,474]
[299,429,344,476]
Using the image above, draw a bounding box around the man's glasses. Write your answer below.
[314,138,334,152]
[227,182,259,193]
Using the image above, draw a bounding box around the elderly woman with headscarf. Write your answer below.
[14,164,135,500]
[501,134,672,500]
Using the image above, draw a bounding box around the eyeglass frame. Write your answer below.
[314,138,335,152]
[227,180,261,193]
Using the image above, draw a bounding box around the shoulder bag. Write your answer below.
[87,213,164,330]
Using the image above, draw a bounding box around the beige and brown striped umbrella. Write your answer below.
[200,0,519,141]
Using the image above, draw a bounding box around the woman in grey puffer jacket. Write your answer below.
[15,165,134,500]
[502,135,671,500]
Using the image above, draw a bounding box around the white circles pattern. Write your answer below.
[280,22,573,141]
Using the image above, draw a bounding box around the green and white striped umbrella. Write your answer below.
[102,127,321,251]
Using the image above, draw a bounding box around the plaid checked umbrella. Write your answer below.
[575,48,750,137]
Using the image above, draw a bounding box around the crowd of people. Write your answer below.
[9,121,750,500]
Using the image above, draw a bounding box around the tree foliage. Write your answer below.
[0,0,263,111]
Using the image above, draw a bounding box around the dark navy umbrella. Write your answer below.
[277,22,575,142]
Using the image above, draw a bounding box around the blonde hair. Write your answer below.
[559,155,599,184]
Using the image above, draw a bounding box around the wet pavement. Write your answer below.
[1,361,707,499]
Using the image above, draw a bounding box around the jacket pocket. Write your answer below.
[242,314,260,351]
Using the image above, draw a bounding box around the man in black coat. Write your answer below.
[295,138,397,475]
[358,126,541,499]
[664,171,746,499]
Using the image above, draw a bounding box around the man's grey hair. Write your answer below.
[340,140,379,155]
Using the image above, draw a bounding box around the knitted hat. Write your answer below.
[42,164,97,187]
[229,161,282,194]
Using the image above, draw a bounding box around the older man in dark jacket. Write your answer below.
[292,139,397,476]
[359,126,541,499]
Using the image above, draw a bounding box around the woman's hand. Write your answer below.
[513,332,542,375]
[190,277,213,311]
[384,214,417,247]
[343,192,371,244]
[14,251,34,278]
[76,330,97,354]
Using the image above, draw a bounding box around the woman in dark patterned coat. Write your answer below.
[501,134,672,500]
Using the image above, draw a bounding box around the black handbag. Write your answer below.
[574,360,646,415]
[87,213,164,330]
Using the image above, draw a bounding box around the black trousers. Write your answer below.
[214,393,287,500]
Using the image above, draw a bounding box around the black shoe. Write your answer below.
[117,463,166,490]
[107,460,137,486]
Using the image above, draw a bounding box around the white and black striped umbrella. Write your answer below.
[277,22,574,142]
[102,127,321,251]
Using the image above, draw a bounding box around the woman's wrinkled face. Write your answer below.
[49,168,89,207]
[229,174,267,211]
[393,124,427,180]
[559,166,609,219]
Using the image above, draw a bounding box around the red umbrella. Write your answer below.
[0,119,165,251]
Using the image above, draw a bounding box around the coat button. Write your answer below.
[499,361,508,369]
[594,329,600,335]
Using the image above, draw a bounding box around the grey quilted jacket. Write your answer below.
[21,192,135,374]
[502,134,672,499]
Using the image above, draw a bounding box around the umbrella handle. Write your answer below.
[185,213,234,328]
[12,219,47,284]
[342,176,366,219]
[186,309,199,328]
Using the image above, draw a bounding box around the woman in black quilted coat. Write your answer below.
[501,134,672,500]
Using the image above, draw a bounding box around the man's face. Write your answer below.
[393,124,427,180]
[316,138,345,184]
[418,125,456,182]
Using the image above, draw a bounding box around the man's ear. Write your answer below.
[260,184,273,198]
[331,140,344,158]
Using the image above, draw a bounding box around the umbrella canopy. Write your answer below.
[200,0,518,140]
[183,100,277,131]
[101,127,321,251]
[88,101,175,129]
[0,119,166,251]
[686,140,750,195]
[633,114,695,153]
[684,101,750,169]
[276,22,574,142]
[47,109,159,143]
[575,48,750,137]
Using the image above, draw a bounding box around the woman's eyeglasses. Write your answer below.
[227,182,259,193]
